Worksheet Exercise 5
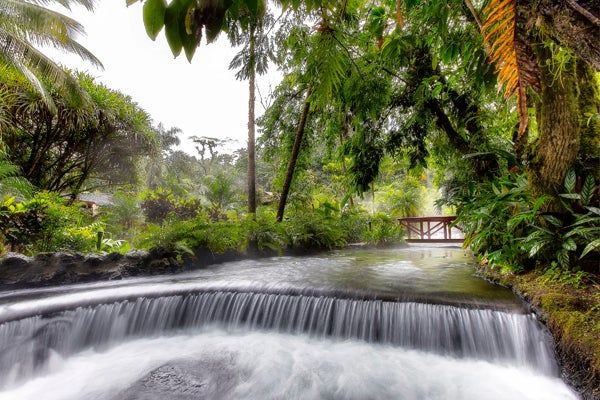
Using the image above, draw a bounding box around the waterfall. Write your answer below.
[0,289,556,387]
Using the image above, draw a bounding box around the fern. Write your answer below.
[481,0,541,138]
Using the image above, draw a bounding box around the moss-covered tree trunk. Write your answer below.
[576,59,600,181]
[528,44,580,207]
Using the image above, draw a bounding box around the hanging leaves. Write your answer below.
[481,0,541,139]
[143,0,167,40]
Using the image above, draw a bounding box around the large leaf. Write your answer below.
[563,168,576,193]
[542,214,563,227]
[562,238,577,252]
[164,0,183,57]
[481,0,541,138]
[580,239,600,258]
[143,0,167,40]
[580,175,597,206]
[181,2,198,61]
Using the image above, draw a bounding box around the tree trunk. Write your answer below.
[340,114,354,208]
[536,0,600,71]
[575,58,600,181]
[528,42,580,208]
[247,23,257,215]
[276,87,311,222]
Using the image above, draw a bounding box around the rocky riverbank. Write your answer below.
[478,265,600,400]
[0,249,184,289]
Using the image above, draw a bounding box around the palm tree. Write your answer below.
[228,9,273,215]
[0,0,102,112]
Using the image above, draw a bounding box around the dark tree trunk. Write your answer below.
[276,87,311,222]
[528,42,581,208]
[247,23,257,215]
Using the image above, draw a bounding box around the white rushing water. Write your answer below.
[0,246,581,398]
[0,329,577,400]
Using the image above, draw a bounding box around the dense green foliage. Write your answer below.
[0,0,102,112]
[0,0,597,286]
[444,169,599,278]
[0,68,159,195]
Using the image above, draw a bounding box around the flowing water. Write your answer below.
[0,245,578,399]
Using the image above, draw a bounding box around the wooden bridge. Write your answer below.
[398,216,463,243]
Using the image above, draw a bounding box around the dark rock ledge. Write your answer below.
[0,248,186,289]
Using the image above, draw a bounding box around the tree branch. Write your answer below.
[565,0,600,27]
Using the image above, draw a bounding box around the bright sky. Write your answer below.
[47,1,280,155]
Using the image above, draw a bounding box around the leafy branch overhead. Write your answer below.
[127,0,268,62]
[481,0,541,139]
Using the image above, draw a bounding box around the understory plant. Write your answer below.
[522,169,599,275]
[449,173,544,272]
[362,212,404,245]
[0,192,128,254]
[445,167,599,278]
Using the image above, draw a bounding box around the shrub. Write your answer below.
[522,170,599,273]
[361,212,404,245]
[140,189,203,225]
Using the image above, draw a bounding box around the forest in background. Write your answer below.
[0,0,598,283]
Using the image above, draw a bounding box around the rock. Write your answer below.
[0,249,184,289]
[111,357,240,400]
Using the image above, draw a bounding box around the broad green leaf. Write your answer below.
[542,214,563,227]
[164,0,183,57]
[580,175,597,206]
[557,250,569,268]
[562,238,577,251]
[564,168,576,193]
[565,226,599,238]
[580,239,600,258]
[585,206,600,215]
[143,0,167,40]
[559,193,580,200]
[528,240,545,257]
[572,213,600,225]
[182,3,198,61]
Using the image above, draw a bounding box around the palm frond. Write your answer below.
[481,0,540,138]
[0,28,90,109]
[0,0,101,112]
[24,0,95,11]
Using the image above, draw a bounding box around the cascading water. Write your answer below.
[0,246,579,400]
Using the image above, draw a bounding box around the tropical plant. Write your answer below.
[228,5,273,214]
[362,212,404,246]
[103,191,143,238]
[1,70,159,195]
[0,0,102,112]
[446,172,546,272]
[0,151,33,201]
[239,208,286,252]
[203,173,238,220]
[522,169,600,273]
[0,191,100,253]
[140,188,203,225]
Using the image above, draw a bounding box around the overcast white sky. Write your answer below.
[47,1,280,155]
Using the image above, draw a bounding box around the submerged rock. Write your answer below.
[111,357,240,400]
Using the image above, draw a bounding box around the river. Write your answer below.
[0,245,579,399]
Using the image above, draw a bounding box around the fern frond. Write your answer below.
[481,0,540,138]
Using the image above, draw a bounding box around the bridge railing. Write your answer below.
[397,216,463,242]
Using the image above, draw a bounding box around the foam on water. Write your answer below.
[0,329,578,400]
